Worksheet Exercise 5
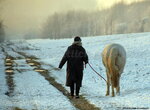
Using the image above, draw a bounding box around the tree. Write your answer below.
[0,0,5,42]
[0,21,5,42]
[42,0,150,39]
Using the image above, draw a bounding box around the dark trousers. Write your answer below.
[70,83,80,96]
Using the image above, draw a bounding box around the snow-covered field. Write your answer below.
[0,46,76,109]
[0,32,150,110]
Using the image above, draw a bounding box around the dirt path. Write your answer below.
[14,51,100,110]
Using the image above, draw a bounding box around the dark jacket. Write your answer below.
[59,44,88,87]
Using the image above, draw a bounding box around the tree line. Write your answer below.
[42,0,150,39]
[0,0,5,42]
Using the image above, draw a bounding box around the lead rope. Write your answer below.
[88,63,108,84]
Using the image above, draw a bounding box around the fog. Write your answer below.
[0,0,144,37]
[97,0,144,9]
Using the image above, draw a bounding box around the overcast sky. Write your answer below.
[0,0,144,36]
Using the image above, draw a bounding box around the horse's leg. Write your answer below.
[116,77,120,96]
[111,78,115,97]
[116,86,120,96]
[106,70,110,96]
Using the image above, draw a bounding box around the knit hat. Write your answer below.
[74,36,81,42]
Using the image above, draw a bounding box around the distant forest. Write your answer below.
[42,0,150,39]
[0,0,5,42]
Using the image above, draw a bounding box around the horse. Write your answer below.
[102,43,126,97]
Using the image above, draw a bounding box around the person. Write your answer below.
[58,36,88,98]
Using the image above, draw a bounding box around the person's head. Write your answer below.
[73,36,82,46]
[74,36,81,42]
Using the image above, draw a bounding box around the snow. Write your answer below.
[11,59,75,110]
[0,43,76,110]
[0,32,150,110]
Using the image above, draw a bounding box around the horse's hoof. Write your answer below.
[112,94,115,97]
[105,93,109,96]
[116,92,120,96]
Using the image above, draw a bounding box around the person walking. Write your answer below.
[58,36,88,98]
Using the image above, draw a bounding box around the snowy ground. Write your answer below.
[0,43,76,110]
[0,32,150,110]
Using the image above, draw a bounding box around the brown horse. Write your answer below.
[102,44,126,97]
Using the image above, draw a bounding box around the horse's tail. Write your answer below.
[112,74,119,88]
[108,47,120,88]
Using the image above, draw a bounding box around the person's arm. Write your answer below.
[83,49,88,65]
[58,48,69,69]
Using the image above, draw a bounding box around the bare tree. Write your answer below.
[0,20,5,42]
[0,0,5,42]
[42,0,150,39]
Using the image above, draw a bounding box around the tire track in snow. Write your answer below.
[1,44,75,109]
[1,46,16,97]
[5,56,15,97]
[1,46,25,110]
